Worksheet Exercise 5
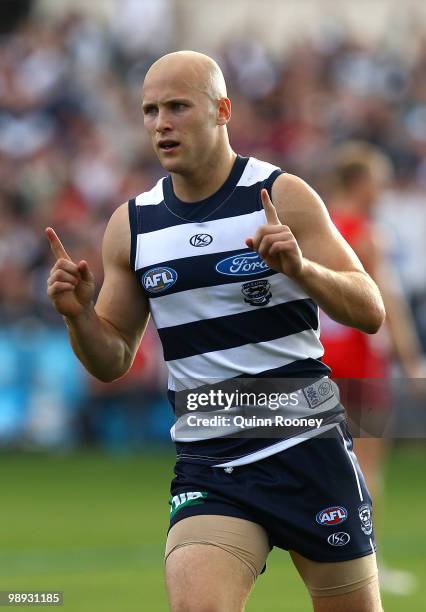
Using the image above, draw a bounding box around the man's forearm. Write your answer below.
[295,260,385,334]
[64,306,132,382]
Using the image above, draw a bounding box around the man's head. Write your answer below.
[331,142,393,212]
[142,51,231,175]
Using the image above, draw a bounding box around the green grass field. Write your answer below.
[1,445,425,611]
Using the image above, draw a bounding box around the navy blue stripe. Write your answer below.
[243,358,330,379]
[159,299,318,361]
[128,198,137,271]
[138,249,275,296]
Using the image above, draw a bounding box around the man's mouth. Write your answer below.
[158,140,180,152]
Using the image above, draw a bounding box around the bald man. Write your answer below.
[46,51,385,612]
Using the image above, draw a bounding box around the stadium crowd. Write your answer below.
[1,3,426,448]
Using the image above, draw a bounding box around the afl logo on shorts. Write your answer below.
[190,233,213,247]
[142,266,178,293]
[327,532,350,547]
[316,506,348,526]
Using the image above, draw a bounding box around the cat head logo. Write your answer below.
[241,279,272,306]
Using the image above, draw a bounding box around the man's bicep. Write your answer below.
[273,174,365,273]
[95,203,150,355]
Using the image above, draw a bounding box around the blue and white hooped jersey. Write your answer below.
[128,155,343,466]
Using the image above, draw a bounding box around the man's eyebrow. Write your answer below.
[143,97,192,108]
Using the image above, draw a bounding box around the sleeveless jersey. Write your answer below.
[128,155,343,466]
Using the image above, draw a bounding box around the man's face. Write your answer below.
[142,70,219,175]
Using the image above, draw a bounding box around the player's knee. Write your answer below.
[168,579,236,612]
[170,600,228,612]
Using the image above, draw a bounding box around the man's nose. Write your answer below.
[156,109,172,132]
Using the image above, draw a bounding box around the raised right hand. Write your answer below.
[46,227,95,319]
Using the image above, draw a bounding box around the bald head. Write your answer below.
[143,50,227,101]
[142,51,233,178]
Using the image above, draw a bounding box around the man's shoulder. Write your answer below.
[271,172,317,204]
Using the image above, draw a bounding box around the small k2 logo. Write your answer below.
[190,234,213,247]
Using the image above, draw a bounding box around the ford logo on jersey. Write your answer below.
[216,252,269,276]
[142,266,178,293]
[316,506,348,526]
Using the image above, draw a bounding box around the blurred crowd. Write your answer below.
[1,1,426,448]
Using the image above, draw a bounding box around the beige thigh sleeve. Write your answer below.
[290,550,379,598]
[165,515,270,580]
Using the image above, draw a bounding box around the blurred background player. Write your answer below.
[321,141,426,595]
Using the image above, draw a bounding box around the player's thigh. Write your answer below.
[165,515,269,612]
[291,550,382,612]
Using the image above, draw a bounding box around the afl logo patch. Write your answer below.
[216,252,269,276]
[241,279,272,306]
[190,233,213,247]
[327,532,350,547]
[316,506,348,526]
[142,266,177,293]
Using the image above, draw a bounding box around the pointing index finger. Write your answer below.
[45,227,72,261]
[261,189,281,225]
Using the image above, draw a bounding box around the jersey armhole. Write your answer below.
[128,197,138,271]
[263,169,285,199]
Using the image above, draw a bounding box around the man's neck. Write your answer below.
[171,148,237,203]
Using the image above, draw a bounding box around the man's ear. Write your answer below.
[217,97,231,125]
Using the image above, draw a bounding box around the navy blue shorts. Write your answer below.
[168,423,375,563]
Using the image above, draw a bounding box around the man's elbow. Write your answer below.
[94,371,125,384]
[362,303,386,334]
[89,367,129,384]
[87,353,133,383]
